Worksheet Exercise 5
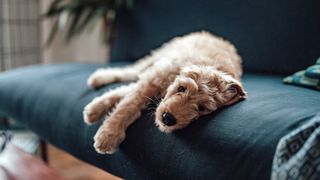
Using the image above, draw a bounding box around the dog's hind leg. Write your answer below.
[83,83,136,125]
[87,55,156,88]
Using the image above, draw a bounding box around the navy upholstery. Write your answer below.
[1,0,320,179]
[0,64,320,179]
[112,0,320,74]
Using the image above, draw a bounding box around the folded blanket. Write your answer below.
[306,64,320,79]
[272,114,320,180]
[284,58,320,90]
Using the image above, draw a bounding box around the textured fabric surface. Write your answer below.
[111,0,320,74]
[284,58,320,90]
[272,114,320,180]
[0,64,320,179]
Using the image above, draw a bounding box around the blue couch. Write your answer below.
[1,0,320,179]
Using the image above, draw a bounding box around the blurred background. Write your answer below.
[0,0,107,72]
[0,1,116,179]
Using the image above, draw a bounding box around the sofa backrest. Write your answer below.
[110,0,320,74]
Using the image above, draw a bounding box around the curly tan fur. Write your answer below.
[83,31,247,154]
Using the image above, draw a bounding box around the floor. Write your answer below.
[48,145,121,180]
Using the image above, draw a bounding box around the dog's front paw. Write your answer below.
[83,99,107,125]
[87,69,117,88]
[83,108,102,125]
[93,125,125,154]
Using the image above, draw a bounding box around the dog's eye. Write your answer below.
[198,105,205,112]
[178,86,186,93]
[227,85,238,94]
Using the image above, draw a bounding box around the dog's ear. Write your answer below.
[222,77,247,106]
[180,65,203,81]
[181,65,218,82]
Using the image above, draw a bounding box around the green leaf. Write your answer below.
[43,0,133,45]
[58,11,69,30]
[45,0,64,16]
[73,7,97,34]
[45,17,60,47]
[85,7,107,33]
[66,7,84,41]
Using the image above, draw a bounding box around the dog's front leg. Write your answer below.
[83,83,137,124]
[93,81,161,154]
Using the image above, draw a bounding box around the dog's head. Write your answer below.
[155,65,247,133]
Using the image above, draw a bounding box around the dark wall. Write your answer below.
[111,0,320,75]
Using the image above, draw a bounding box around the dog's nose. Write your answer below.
[162,112,176,126]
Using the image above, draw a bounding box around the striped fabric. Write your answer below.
[0,0,41,71]
[272,114,320,180]
[0,0,41,155]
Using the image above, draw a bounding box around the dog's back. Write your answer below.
[151,31,243,79]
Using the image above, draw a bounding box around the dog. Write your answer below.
[83,31,247,154]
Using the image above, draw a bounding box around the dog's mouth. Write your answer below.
[155,119,180,133]
[155,120,175,133]
[155,101,192,133]
[155,116,190,133]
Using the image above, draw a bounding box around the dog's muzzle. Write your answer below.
[162,112,176,126]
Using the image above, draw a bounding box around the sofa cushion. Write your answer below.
[284,58,320,90]
[0,63,320,179]
[111,0,320,74]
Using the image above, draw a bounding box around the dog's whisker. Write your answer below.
[147,111,155,118]
[144,108,156,118]
[153,96,161,103]
[146,106,156,111]
[143,95,158,104]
